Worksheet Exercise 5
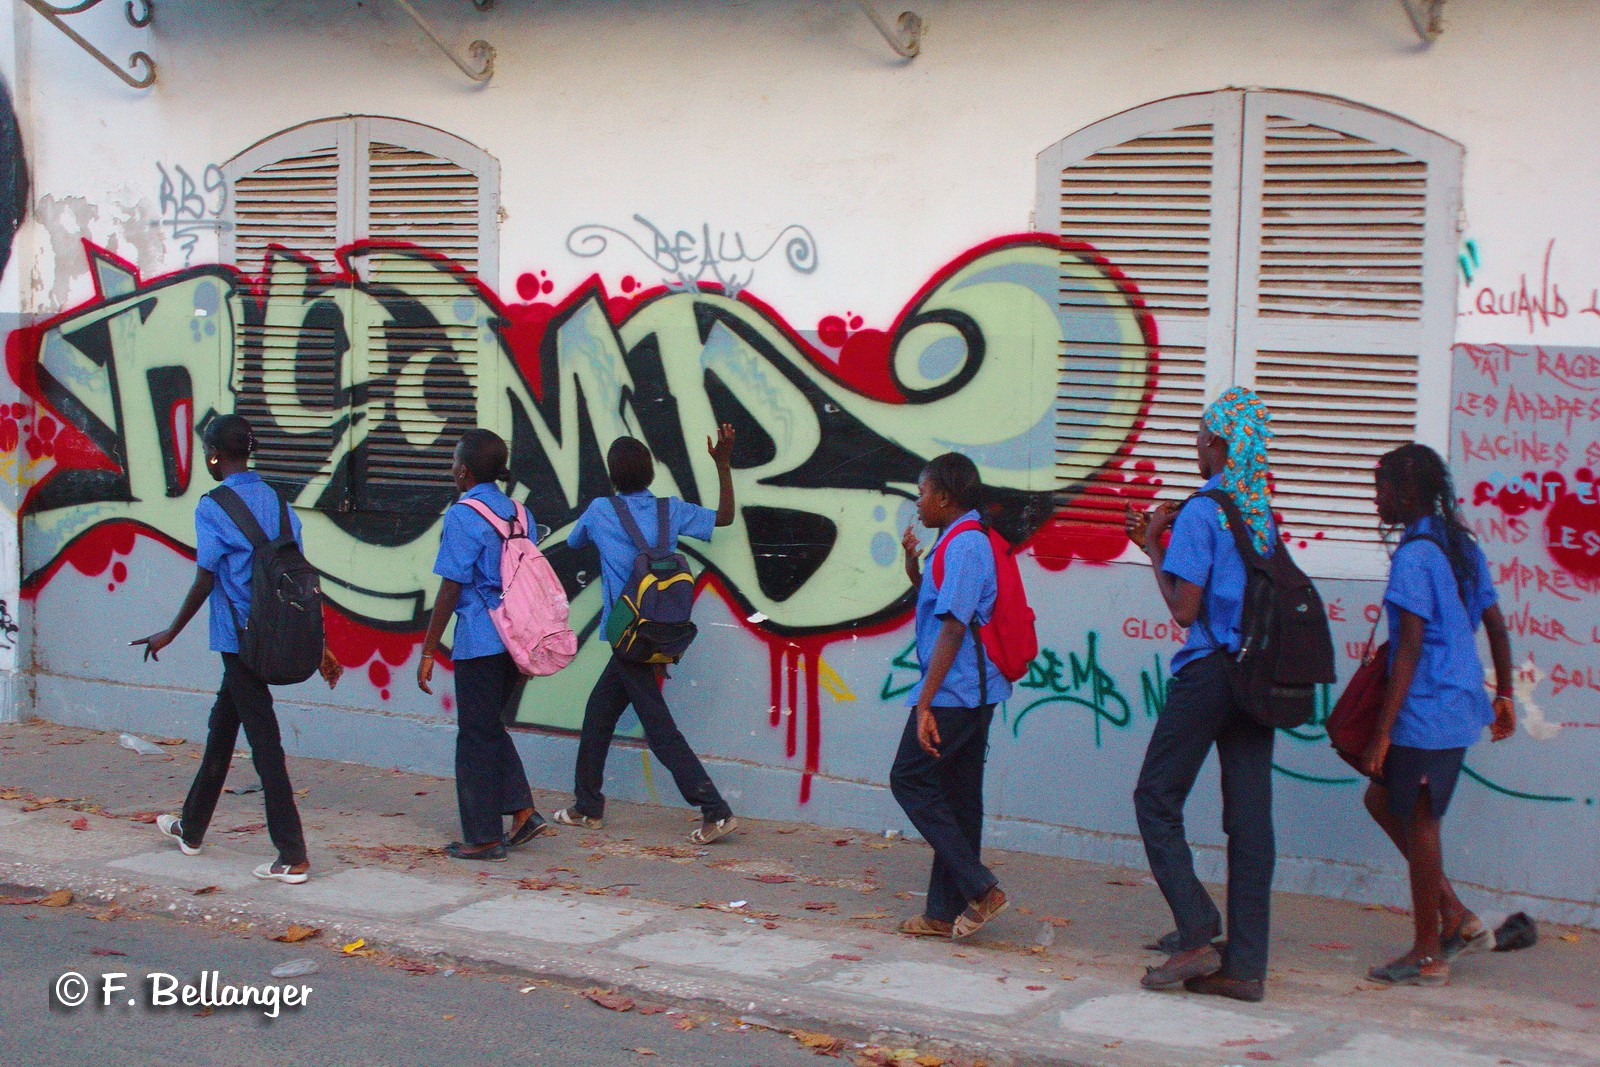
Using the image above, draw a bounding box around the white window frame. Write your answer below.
[1038,90,1462,579]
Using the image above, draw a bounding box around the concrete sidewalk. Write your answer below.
[2,719,1595,1067]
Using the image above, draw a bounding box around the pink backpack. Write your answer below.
[458,498,577,677]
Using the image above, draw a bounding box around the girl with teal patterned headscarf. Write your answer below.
[1201,387,1276,556]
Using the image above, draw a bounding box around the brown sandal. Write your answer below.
[899,915,954,938]
[952,886,1008,940]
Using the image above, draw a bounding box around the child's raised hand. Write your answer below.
[901,525,921,558]
[707,423,736,468]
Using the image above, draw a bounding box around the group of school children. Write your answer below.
[135,385,1515,1002]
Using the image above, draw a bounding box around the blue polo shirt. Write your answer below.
[1384,516,1498,749]
[907,511,1011,709]
[433,483,523,661]
[1161,477,1256,675]
[195,471,302,655]
[568,490,716,628]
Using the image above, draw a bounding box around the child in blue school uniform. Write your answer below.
[418,429,550,861]
[551,427,740,845]
[890,452,1011,941]
[1361,443,1515,986]
[1126,387,1279,1002]
[136,414,342,885]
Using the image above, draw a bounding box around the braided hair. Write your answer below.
[1376,443,1475,604]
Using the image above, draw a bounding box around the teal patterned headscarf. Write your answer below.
[1202,387,1276,555]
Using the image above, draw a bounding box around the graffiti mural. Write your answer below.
[566,214,817,295]
[5,234,1154,794]
[155,163,229,268]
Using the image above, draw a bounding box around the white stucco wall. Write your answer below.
[5,0,1598,921]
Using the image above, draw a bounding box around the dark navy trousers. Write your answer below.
[889,704,999,922]
[1133,651,1276,981]
[181,653,307,866]
[573,654,731,822]
[454,652,536,846]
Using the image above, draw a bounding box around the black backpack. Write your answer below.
[602,496,698,665]
[1194,489,1336,729]
[210,486,325,686]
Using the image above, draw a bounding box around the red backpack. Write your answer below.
[929,520,1039,696]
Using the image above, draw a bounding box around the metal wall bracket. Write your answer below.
[855,1,922,59]
[1400,0,1444,43]
[388,0,496,84]
[22,0,156,89]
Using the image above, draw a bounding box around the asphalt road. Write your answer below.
[0,898,833,1067]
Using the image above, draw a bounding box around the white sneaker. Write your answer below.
[551,807,603,830]
[253,861,309,885]
[156,814,200,856]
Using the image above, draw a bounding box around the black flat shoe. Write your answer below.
[504,816,553,849]
[445,841,507,862]
[1146,929,1225,953]
[1184,973,1265,1002]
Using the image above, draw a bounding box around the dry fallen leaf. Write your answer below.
[1558,933,1581,943]
[192,885,220,896]
[630,1049,656,1057]
[40,889,73,907]
[582,987,635,1012]
[1025,984,1046,991]
[155,737,186,746]
[1311,942,1354,951]
[830,953,864,961]
[69,816,89,831]
[224,823,266,834]
[673,1018,697,1031]
[801,901,837,911]
[747,874,795,884]
[1040,915,1073,927]
[341,938,368,954]
[274,925,321,943]
[0,895,42,906]
[91,948,126,957]
[915,1057,946,1067]
[793,1030,843,1054]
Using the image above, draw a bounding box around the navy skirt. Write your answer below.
[1382,744,1466,822]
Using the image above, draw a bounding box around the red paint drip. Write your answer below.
[693,572,913,808]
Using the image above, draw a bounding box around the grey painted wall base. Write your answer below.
[32,671,1600,929]
[0,671,26,723]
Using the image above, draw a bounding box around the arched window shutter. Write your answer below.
[1038,92,1243,525]
[221,117,500,514]
[1233,93,1461,573]
[1038,90,1461,578]
[225,124,354,504]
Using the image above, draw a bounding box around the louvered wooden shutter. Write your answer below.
[353,120,497,510]
[225,125,355,502]
[1233,92,1461,569]
[1039,92,1243,526]
[224,117,500,513]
